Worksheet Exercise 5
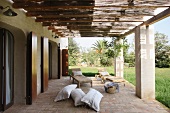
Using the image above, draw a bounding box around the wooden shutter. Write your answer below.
[26,32,37,105]
[41,37,49,92]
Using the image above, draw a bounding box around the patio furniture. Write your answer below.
[97,68,125,83]
[70,68,92,88]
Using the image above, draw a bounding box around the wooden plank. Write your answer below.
[36,19,144,22]
[26,13,154,17]
[13,3,170,9]
[13,0,95,1]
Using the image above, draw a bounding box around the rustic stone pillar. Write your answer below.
[114,38,124,78]
[135,25,155,99]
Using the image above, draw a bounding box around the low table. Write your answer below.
[71,75,92,88]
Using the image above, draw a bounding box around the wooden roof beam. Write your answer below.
[13,3,170,9]
[36,19,144,22]
[60,28,128,30]
[26,13,155,17]
[42,22,136,26]
[120,7,170,38]
[48,26,55,30]
[13,0,97,1]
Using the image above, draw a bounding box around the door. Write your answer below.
[41,37,49,93]
[62,49,68,76]
[0,28,14,111]
[26,32,37,105]
[58,43,61,79]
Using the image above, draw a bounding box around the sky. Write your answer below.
[74,16,170,49]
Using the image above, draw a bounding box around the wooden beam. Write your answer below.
[36,19,144,22]
[12,0,98,2]
[26,13,154,17]
[35,17,143,21]
[36,16,139,19]
[60,28,128,30]
[143,8,170,26]
[48,26,55,30]
[120,7,170,38]
[13,3,170,9]
[42,22,136,27]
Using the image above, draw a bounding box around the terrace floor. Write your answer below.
[3,77,170,113]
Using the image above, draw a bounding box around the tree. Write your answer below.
[106,37,129,59]
[155,32,170,68]
[91,40,107,54]
[91,39,112,66]
[68,38,80,66]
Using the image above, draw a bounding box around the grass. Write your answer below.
[69,66,170,108]
[124,67,170,108]
[69,66,114,76]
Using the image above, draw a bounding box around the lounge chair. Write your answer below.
[97,68,125,83]
[70,68,92,88]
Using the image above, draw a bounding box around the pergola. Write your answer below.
[11,0,170,99]
[12,0,170,38]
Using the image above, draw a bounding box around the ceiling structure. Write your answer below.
[12,0,170,38]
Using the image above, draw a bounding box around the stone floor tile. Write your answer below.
[2,77,170,113]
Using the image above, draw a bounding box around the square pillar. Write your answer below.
[135,25,155,99]
[114,38,124,78]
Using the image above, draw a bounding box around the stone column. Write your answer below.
[135,25,155,99]
[114,38,124,78]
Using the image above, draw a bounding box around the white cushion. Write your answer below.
[81,88,103,112]
[99,71,109,76]
[73,71,82,76]
[54,84,77,102]
[71,88,85,106]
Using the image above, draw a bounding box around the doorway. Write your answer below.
[0,28,14,111]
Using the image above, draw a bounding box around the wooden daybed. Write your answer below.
[70,68,92,88]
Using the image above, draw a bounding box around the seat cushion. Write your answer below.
[72,71,83,76]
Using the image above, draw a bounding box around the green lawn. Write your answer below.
[69,66,170,108]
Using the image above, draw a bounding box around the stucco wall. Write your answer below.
[50,41,59,79]
[0,22,26,104]
[0,0,68,104]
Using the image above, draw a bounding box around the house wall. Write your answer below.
[0,0,68,104]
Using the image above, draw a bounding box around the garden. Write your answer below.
[68,32,170,108]
[69,66,170,108]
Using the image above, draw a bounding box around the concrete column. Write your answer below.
[114,38,124,78]
[135,25,155,99]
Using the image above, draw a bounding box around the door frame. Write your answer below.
[48,42,52,79]
[0,28,14,111]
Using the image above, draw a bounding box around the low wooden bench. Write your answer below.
[105,76,125,83]
[71,68,92,88]
[72,75,92,88]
